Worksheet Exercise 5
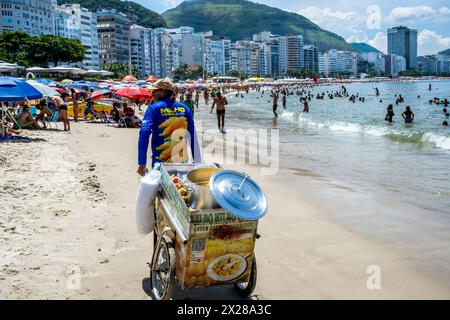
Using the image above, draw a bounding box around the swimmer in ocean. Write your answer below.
[402,106,414,124]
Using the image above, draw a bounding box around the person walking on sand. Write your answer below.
[402,106,414,124]
[211,92,228,133]
[194,90,200,110]
[204,89,209,105]
[184,92,195,116]
[137,78,201,176]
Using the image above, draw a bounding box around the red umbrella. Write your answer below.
[115,87,152,100]
[196,78,205,83]
[185,83,196,89]
[145,75,158,83]
[90,90,111,100]
[51,87,66,95]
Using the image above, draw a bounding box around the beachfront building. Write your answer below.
[233,41,260,77]
[318,53,327,76]
[359,52,385,74]
[388,26,418,70]
[130,24,154,78]
[97,9,131,67]
[385,54,407,77]
[206,40,230,76]
[166,27,203,69]
[417,55,437,75]
[52,4,99,70]
[268,41,279,78]
[258,42,271,76]
[435,53,450,74]
[303,45,319,73]
[278,35,304,76]
[0,0,54,35]
[322,49,357,77]
[153,28,173,78]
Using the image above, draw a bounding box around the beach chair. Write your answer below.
[5,109,21,129]
[116,116,129,128]
[45,111,60,129]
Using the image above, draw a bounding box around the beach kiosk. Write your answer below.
[149,163,267,300]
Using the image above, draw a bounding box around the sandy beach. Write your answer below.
[1,115,450,299]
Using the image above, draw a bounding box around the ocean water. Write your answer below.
[200,80,450,216]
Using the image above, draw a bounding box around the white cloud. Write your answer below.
[368,32,387,53]
[387,6,450,24]
[298,6,369,42]
[163,0,183,7]
[418,30,450,56]
[299,6,366,30]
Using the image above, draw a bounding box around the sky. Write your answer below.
[134,0,450,55]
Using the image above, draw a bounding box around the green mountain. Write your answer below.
[439,48,450,55]
[162,0,351,51]
[351,43,380,53]
[57,0,167,29]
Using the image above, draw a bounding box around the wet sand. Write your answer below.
[1,118,450,299]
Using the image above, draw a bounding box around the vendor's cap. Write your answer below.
[155,77,176,92]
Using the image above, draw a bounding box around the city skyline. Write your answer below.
[134,0,450,56]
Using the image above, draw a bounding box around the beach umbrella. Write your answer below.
[136,81,150,87]
[97,82,112,88]
[61,79,73,84]
[0,76,43,102]
[122,75,138,83]
[185,83,196,90]
[26,80,60,97]
[90,90,111,100]
[115,87,152,100]
[196,78,205,83]
[145,75,158,83]
[35,78,53,85]
[195,83,204,89]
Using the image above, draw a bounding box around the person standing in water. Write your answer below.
[302,99,309,113]
[374,87,380,96]
[402,106,415,123]
[271,91,279,117]
[385,104,395,123]
[282,94,287,109]
[211,92,228,133]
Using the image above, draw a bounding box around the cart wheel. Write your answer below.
[234,255,257,298]
[150,236,176,300]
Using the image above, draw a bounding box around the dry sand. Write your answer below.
[1,117,450,299]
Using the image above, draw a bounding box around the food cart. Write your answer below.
[149,163,267,300]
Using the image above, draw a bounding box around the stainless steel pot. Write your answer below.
[186,168,222,209]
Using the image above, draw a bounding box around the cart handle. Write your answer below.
[159,197,189,245]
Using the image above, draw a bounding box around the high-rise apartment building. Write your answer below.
[0,0,54,35]
[388,26,417,70]
[97,9,131,67]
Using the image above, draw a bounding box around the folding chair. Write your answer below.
[45,111,60,129]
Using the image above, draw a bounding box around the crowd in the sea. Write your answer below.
[2,79,449,141]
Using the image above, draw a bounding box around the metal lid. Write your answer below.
[209,170,268,220]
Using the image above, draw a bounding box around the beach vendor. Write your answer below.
[137,78,201,176]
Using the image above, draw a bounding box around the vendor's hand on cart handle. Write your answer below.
[137,165,147,177]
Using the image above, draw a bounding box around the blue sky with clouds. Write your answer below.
[134,0,450,55]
